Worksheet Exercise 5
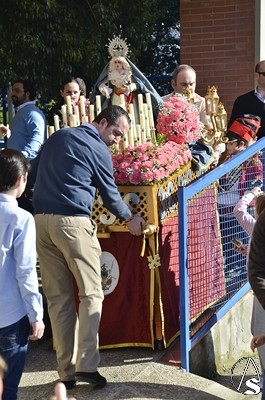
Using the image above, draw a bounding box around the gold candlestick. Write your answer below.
[182,87,194,104]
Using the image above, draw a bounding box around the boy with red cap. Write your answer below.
[219,114,261,163]
[218,114,262,191]
[217,114,263,283]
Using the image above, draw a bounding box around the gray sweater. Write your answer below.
[32,124,131,220]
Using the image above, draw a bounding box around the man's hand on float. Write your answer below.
[126,214,146,236]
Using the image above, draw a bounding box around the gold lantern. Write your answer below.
[215,102,227,132]
[205,84,219,115]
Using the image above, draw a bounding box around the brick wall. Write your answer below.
[179,0,255,119]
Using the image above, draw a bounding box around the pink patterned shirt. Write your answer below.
[233,192,256,238]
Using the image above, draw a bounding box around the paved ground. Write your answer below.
[17,339,262,400]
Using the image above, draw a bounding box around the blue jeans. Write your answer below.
[0,315,30,400]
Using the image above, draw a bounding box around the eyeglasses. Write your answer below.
[257,71,265,77]
[112,128,124,138]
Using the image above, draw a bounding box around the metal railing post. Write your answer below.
[178,185,191,371]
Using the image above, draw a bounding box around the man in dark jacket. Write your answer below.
[228,60,265,139]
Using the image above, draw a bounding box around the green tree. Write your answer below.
[0,0,179,103]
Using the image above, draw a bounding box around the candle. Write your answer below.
[66,95,72,116]
[138,94,144,118]
[69,114,77,127]
[145,92,154,128]
[95,96,101,115]
[131,119,136,144]
[151,127,157,145]
[127,115,134,146]
[74,105,80,126]
[140,113,145,132]
[143,104,150,139]
[79,95,86,118]
[128,103,137,140]
[61,105,68,127]
[136,124,142,145]
[123,132,128,149]
[141,126,146,145]
[89,105,95,122]
[48,126,55,137]
[119,94,126,110]
[54,115,60,131]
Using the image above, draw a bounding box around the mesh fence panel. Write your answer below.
[184,147,264,339]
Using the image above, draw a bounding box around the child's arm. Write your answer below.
[250,335,265,351]
[29,321,45,340]
[233,244,248,256]
[233,190,258,237]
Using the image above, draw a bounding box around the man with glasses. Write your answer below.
[229,60,265,138]
[32,105,145,391]
[162,64,207,124]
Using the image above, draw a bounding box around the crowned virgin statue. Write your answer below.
[91,36,162,121]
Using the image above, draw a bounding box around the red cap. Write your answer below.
[226,114,261,143]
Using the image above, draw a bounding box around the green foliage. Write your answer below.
[0,0,179,103]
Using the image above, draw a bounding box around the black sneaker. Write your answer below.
[61,380,76,390]
[75,371,107,386]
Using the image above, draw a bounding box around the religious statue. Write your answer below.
[91,35,162,120]
[99,54,137,107]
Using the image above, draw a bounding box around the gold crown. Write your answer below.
[107,35,130,58]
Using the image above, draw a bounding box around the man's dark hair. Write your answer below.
[0,149,30,192]
[93,105,131,126]
[13,79,37,101]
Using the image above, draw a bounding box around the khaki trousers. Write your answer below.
[35,214,104,381]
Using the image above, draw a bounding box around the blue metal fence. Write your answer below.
[178,138,265,371]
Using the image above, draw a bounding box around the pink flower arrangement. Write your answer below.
[112,141,192,185]
[156,94,202,144]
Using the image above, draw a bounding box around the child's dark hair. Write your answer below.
[0,149,30,192]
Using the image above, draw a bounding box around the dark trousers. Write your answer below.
[0,315,30,400]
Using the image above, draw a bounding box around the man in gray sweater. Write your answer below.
[32,105,145,390]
